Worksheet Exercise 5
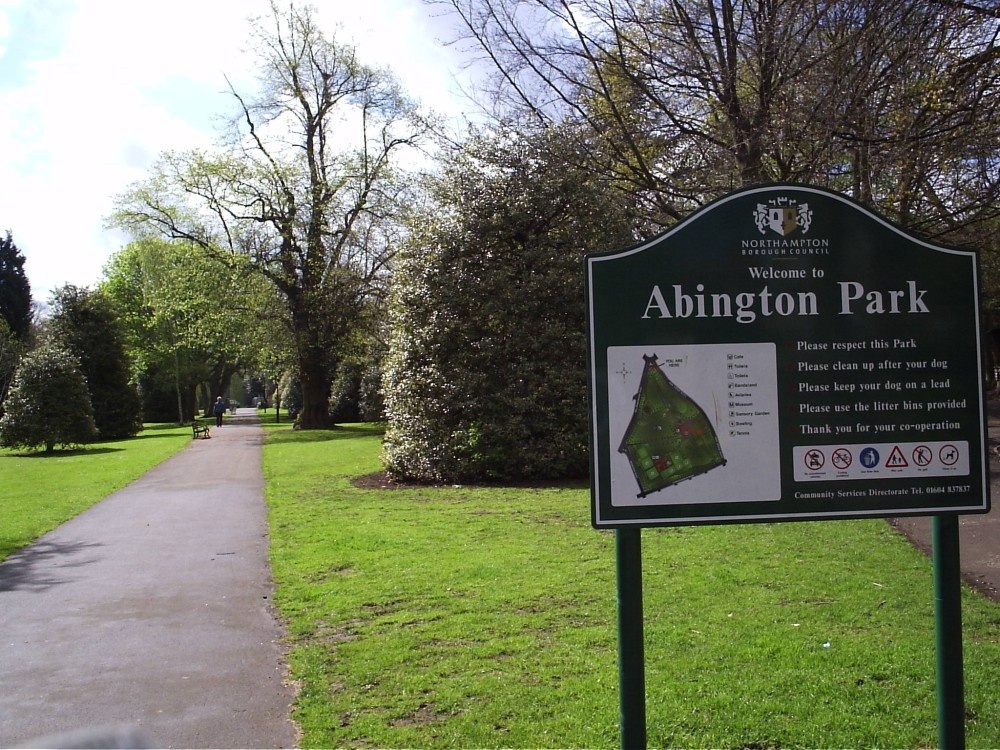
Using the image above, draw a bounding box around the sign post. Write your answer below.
[934,515,965,750]
[615,528,645,750]
[585,184,990,748]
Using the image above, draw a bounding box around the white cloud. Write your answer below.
[0,0,472,302]
[333,3,471,119]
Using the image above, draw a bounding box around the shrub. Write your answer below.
[0,341,98,452]
[383,127,635,482]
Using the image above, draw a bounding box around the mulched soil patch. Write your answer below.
[351,471,588,491]
[352,471,435,490]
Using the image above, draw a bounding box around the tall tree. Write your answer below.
[436,0,1000,245]
[113,1,427,428]
[0,341,97,453]
[48,286,143,439]
[0,231,32,341]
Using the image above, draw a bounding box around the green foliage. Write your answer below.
[111,3,426,429]
[48,285,143,439]
[330,355,385,423]
[383,127,635,482]
[330,361,363,423]
[0,341,97,453]
[277,371,303,415]
[0,317,26,409]
[358,360,385,422]
[101,238,278,422]
[0,230,32,341]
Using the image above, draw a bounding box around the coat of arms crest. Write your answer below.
[754,199,813,236]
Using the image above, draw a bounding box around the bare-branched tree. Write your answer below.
[114,1,429,428]
[435,0,1000,246]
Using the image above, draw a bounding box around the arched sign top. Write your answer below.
[586,183,989,528]
[588,183,975,264]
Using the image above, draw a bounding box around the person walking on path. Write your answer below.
[0,408,297,749]
[213,395,226,427]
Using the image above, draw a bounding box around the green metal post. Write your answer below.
[616,527,646,750]
[932,514,965,750]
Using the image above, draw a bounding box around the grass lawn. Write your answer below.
[0,423,193,562]
[262,421,1000,749]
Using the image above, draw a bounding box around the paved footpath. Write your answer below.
[890,401,1000,602]
[0,409,297,749]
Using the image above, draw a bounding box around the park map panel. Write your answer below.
[618,354,726,497]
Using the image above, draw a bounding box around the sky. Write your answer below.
[0,0,475,303]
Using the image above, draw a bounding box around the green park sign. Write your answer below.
[587,184,991,528]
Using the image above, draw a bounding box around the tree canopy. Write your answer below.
[112,1,428,428]
[0,318,25,410]
[101,238,278,422]
[437,0,1000,246]
[48,286,143,439]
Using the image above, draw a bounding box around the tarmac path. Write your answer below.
[0,409,296,749]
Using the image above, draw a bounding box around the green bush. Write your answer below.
[383,127,635,482]
[0,341,98,453]
[330,361,362,423]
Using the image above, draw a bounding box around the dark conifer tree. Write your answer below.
[0,231,33,341]
[49,285,143,439]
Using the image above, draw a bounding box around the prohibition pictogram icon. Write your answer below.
[939,444,960,466]
[804,449,825,471]
[831,448,852,470]
[912,445,933,467]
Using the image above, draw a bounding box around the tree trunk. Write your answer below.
[206,362,237,413]
[184,384,197,422]
[198,382,211,418]
[174,348,184,424]
[298,351,334,429]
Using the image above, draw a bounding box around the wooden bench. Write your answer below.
[192,423,211,439]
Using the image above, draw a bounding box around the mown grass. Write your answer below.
[0,423,192,561]
[262,422,1000,749]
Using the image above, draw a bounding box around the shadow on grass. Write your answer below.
[129,432,187,441]
[0,538,104,591]
[141,423,189,432]
[2,446,123,458]
[0,424,192,456]
[352,469,589,492]
[265,423,386,444]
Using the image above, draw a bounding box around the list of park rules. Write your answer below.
[790,335,972,483]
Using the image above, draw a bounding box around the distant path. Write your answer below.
[0,408,297,749]
[890,400,1000,603]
